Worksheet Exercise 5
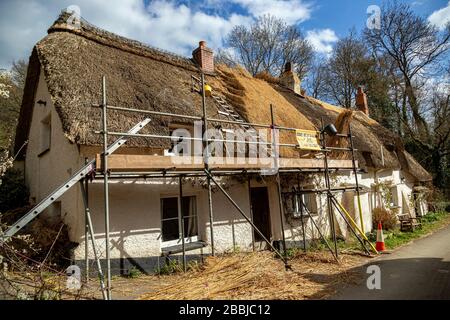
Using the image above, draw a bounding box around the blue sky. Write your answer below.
[301,0,448,37]
[0,0,449,69]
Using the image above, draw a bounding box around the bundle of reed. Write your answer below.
[137,250,366,300]
[139,252,283,300]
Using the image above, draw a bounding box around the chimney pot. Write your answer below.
[193,40,214,73]
[284,62,293,73]
[355,86,369,116]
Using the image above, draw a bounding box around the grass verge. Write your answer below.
[381,211,450,249]
[309,211,450,253]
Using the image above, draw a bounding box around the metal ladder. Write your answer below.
[0,118,151,242]
[211,92,272,158]
[191,75,270,157]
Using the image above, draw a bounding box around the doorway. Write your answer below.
[250,187,271,241]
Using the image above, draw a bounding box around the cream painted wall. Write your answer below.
[73,177,256,262]
[24,69,84,242]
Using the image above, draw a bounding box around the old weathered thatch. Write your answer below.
[271,90,431,181]
[14,13,431,182]
[14,13,231,155]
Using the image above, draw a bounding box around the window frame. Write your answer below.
[160,194,199,248]
[38,113,51,157]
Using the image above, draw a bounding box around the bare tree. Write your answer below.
[226,15,313,78]
[321,30,372,108]
[305,59,327,99]
[215,48,238,68]
[280,25,314,79]
[0,60,27,151]
[11,60,28,89]
[364,1,450,140]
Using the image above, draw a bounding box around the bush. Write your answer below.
[127,267,143,278]
[372,207,397,231]
[0,168,28,212]
[157,259,183,275]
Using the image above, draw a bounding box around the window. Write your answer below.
[289,191,318,218]
[302,193,318,215]
[39,114,51,155]
[390,186,399,207]
[161,196,198,244]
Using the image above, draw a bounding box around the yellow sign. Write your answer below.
[295,129,321,151]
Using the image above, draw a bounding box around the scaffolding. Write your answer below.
[0,73,378,300]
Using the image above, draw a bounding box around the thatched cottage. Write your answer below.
[13,14,431,273]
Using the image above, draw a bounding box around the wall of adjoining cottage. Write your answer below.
[279,167,428,246]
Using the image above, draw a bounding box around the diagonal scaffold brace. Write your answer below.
[299,201,339,262]
[204,168,291,270]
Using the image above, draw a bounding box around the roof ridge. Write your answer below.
[47,11,199,72]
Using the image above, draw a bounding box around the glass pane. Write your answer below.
[161,197,178,220]
[181,196,195,217]
[184,216,198,237]
[182,196,198,237]
[162,219,179,241]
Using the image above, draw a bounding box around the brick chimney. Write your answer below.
[192,41,214,73]
[355,86,369,116]
[279,62,301,95]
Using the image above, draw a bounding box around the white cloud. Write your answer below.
[142,1,251,55]
[0,0,315,69]
[232,0,312,24]
[305,29,338,56]
[0,0,252,69]
[428,1,450,30]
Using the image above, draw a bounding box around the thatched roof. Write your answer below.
[14,13,431,182]
[15,13,229,152]
[272,88,431,181]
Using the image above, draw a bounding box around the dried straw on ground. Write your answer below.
[138,251,366,300]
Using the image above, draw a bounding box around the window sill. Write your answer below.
[38,148,50,157]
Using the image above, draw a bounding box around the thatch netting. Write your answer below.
[271,89,431,181]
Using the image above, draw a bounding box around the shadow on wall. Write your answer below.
[304,257,450,300]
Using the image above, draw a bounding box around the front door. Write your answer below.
[250,187,271,241]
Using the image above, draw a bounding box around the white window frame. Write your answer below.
[160,194,199,248]
[292,184,318,218]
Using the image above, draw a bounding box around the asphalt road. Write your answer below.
[333,224,450,300]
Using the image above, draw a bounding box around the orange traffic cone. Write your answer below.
[376,221,385,252]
